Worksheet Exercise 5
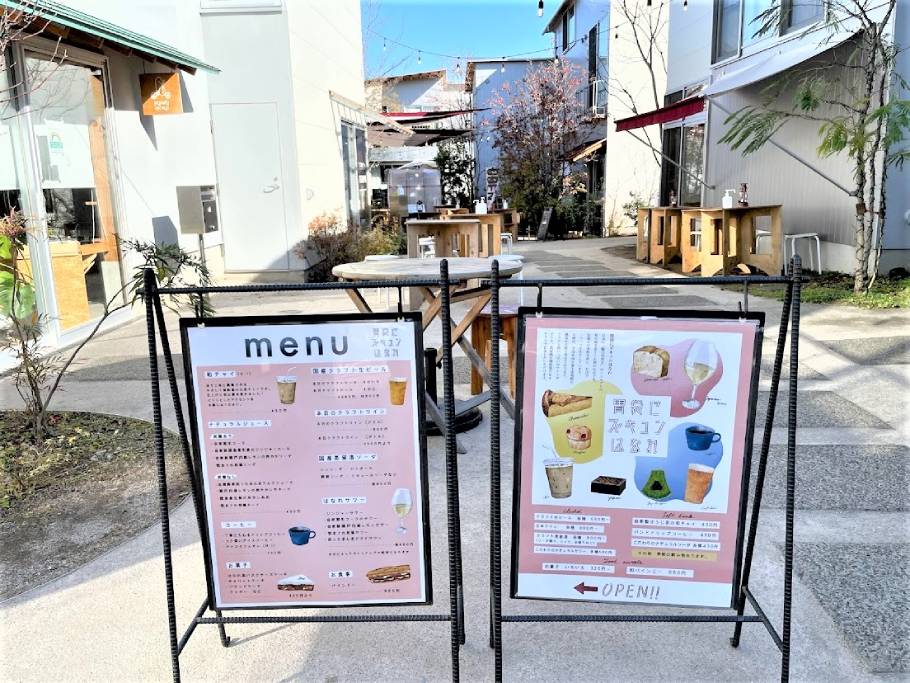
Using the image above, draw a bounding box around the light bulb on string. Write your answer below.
[537,0,543,18]
[383,38,387,51]
[647,0,652,5]
[683,0,688,9]
[417,51,422,65]
[614,28,618,39]
[500,59,505,73]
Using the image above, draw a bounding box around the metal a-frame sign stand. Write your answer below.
[486,257,803,682]
[141,264,467,682]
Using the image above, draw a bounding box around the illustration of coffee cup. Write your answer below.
[544,458,574,498]
[684,464,715,504]
[389,376,408,406]
[276,375,298,405]
[288,526,317,545]
[685,425,721,451]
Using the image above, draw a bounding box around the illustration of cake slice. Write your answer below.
[541,389,593,417]
[277,574,315,591]
[565,424,592,451]
[633,345,670,378]
[366,564,411,583]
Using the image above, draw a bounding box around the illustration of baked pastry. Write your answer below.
[277,574,315,591]
[366,564,411,583]
[642,469,671,499]
[565,425,592,451]
[633,345,670,379]
[541,389,593,417]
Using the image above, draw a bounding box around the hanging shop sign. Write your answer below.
[140,72,183,115]
[511,310,763,608]
[182,314,432,609]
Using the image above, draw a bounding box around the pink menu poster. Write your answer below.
[182,317,430,609]
[512,313,763,608]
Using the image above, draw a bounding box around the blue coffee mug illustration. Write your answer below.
[288,526,316,545]
[685,425,721,451]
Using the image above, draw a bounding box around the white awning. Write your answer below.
[704,31,859,97]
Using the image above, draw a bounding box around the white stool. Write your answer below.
[418,236,436,259]
[498,254,525,305]
[500,232,513,254]
[784,233,822,273]
[364,254,399,307]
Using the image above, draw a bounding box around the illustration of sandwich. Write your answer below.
[277,574,315,591]
[633,345,670,379]
[541,389,592,417]
[366,564,411,583]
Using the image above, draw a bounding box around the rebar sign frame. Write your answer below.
[510,310,764,608]
[181,313,432,610]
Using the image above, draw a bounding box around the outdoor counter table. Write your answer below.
[333,257,522,450]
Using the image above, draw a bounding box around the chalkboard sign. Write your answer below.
[537,207,554,240]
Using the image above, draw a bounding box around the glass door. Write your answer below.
[26,52,124,331]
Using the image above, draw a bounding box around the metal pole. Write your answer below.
[489,260,503,680]
[143,269,181,683]
[781,255,802,682]
[439,260,463,680]
[731,262,793,648]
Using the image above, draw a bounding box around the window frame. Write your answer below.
[711,0,828,65]
[561,3,575,53]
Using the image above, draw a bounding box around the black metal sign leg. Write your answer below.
[731,263,794,650]
[781,256,802,681]
[215,609,231,647]
[489,262,504,680]
[143,269,182,683]
[439,260,463,680]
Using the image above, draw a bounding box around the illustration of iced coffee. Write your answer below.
[389,376,408,406]
[276,375,297,405]
[684,463,715,503]
[544,458,574,498]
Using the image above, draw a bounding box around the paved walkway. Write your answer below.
[1,237,907,681]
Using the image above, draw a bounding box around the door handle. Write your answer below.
[262,183,280,193]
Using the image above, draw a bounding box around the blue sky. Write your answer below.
[361,0,555,80]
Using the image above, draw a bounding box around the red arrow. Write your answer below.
[574,582,597,594]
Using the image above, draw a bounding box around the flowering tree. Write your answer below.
[489,59,584,229]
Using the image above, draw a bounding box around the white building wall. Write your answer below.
[665,0,712,92]
[62,0,218,273]
[286,0,365,236]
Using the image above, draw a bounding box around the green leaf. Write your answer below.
[0,236,11,260]
[0,270,37,320]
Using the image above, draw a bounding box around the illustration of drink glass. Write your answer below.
[389,376,408,406]
[276,370,298,405]
[392,488,412,534]
[544,458,574,499]
[682,341,718,409]
[684,463,715,504]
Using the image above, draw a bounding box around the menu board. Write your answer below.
[511,310,763,608]
[181,314,431,609]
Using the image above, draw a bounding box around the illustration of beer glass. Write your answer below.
[392,488,412,534]
[683,341,718,410]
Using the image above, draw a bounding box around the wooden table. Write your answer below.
[678,205,783,276]
[333,257,522,450]
[407,218,501,260]
[648,207,682,266]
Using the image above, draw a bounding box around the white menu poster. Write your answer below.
[181,315,431,609]
[512,312,763,608]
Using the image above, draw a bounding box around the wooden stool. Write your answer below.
[470,306,518,398]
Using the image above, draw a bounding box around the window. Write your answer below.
[659,124,705,207]
[785,0,823,31]
[714,0,741,62]
[713,0,825,62]
[562,4,575,52]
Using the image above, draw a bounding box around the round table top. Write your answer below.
[332,256,523,282]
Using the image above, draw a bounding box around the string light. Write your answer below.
[417,50,422,64]
[614,28,618,39]
[383,38,387,51]
[500,59,506,73]
[647,0,652,5]
[683,0,688,9]
[537,0,544,18]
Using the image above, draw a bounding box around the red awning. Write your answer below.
[614,97,705,132]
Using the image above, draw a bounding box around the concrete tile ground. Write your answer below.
[1,237,908,682]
